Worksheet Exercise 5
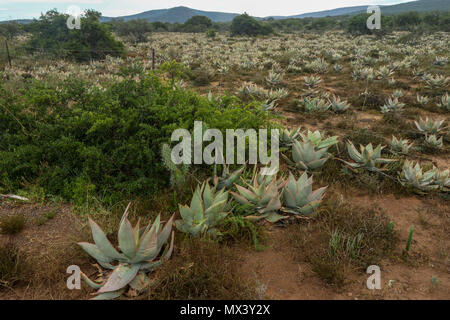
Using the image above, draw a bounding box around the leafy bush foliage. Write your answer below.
[231,14,273,36]
[24,10,125,61]
[0,70,272,205]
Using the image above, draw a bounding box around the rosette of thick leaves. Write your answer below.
[282,172,327,216]
[78,203,174,299]
[175,181,229,236]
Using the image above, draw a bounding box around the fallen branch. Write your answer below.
[0,194,30,201]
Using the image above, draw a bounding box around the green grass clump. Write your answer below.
[0,242,25,288]
[287,196,397,286]
[146,237,256,300]
[0,215,25,235]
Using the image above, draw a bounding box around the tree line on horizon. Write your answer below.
[0,10,449,61]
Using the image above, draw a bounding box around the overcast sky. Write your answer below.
[0,0,415,21]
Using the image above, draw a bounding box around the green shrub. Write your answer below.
[231,14,273,36]
[0,70,272,205]
[24,10,125,62]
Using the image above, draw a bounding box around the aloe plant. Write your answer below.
[266,71,283,87]
[345,141,396,171]
[304,75,322,89]
[213,164,245,190]
[280,127,302,147]
[399,161,439,193]
[299,130,338,150]
[380,97,405,113]
[424,134,443,149]
[284,140,330,171]
[433,169,450,191]
[376,66,394,80]
[303,97,331,112]
[424,74,449,89]
[175,181,230,236]
[391,136,413,154]
[282,172,327,216]
[78,203,174,300]
[330,95,351,113]
[230,174,286,223]
[416,94,429,106]
[414,117,446,135]
[437,93,450,112]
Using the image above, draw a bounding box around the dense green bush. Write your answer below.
[0,22,24,40]
[181,16,213,33]
[108,19,152,42]
[0,70,272,205]
[231,14,273,36]
[24,9,125,61]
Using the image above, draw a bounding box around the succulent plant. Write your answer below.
[377,66,394,80]
[424,74,449,89]
[230,174,286,223]
[399,161,439,193]
[237,82,268,99]
[161,143,189,190]
[333,64,343,73]
[433,56,448,66]
[303,97,331,112]
[284,140,330,171]
[78,203,174,300]
[282,172,327,216]
[304,75,322,89]
[345,141,396,171]
[260,99,278,111]
[414,117,446,135]
[437,93,450,111]
[299,130,338,150]
[268,88,289,100]
[306,58,329,74]
[424,134,443,149]
[391,136,413,154]
[330,95,351,113]
[380,97,405,113]
[213,164,245,190]
[266,71,283,87]
[433,169,450,191]
[280,127,302,147]
[416,94,429,106]
[175,181,230,236]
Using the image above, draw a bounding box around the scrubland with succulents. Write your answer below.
[0,24,449,300]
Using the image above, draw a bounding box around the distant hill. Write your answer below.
[372,0,450,14]
[3,1,450,24]
[269,5,371,19]
[100,6,239,23]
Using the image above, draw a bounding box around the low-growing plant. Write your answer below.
[414,117,446,135]
[284,140,330,171]
[0,242,26,288]
[282,172,327,216]
[0,214,25,235]
[345,141,396,171]
[175,181,230,236]
[230,174,285,223]
[78,203,175,300]
[391,136,413,154]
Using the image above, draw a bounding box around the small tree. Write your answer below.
[230,14,272,36]
[25,9,125,62]
[182,15,213,33]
